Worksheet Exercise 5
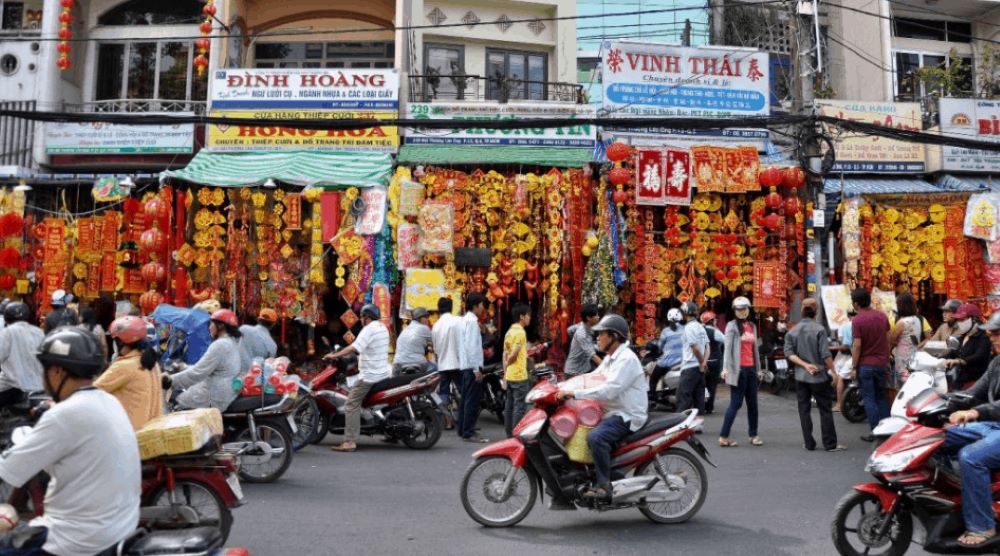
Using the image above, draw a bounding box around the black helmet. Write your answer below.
[36,326,107,378]
[979,312,1000,333]
[592,313,629,341]
[3,301,30,324]
[360,304,380,321]
[680,301,699,317]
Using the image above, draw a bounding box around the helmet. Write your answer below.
[0,298,9,313]
[210,309,239,328]
[980,312,1000,332]
[667,308,683,323]
[954,303,982,321]
[680,301,698,317]
[3,301,30,324]
[51,289,68,307]
[257,308,278,323]
[940,299,963,314]
[360,304,380,321]
[36,326,106,378]
[109,316,147,344]
[733,296,752,310]
[700,311,716,324]
[411,308,430,321]
[592,313,629,341]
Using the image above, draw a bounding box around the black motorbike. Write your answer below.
[479,362,506,423]
[840,379,867,424]
[220,393,296,484]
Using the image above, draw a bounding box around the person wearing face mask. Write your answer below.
[921,299,962,348]
[944,303,992,389]
[165,309,242,411]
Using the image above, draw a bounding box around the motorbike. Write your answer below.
[830,388,999,555]
[764,344,791,395]
[871,351,949,443]
[219,393,296,483]
[302,354,444,449]
[479,362,506,423]
[633,342,680,412]
[459,375,713,527]
[840,378,868,424]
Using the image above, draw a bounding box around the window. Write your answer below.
[894,51,974,99]
[423,43,465,100]
[1,3,22,30]
[96,41,207,103]
[486,49,547,101]
[893,18,972,43]
[254,41,393,68]
[98,0,203,26]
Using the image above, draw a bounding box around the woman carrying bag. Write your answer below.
[719,297,766,448]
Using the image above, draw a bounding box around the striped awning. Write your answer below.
[160,150,393,188]
[935,174,995,192]
[397,145,592,167]
[823,177,946,196]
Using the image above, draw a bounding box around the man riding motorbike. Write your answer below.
[938,311,1000,547]
[0,327,140,555]
[238,308,278,371]
[393,308,433,375]
[166,309,242,411]
[557,314,648,501]
[0,302,45,408]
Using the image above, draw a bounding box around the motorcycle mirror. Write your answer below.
[946,336,961,351]
[10,426,31,446]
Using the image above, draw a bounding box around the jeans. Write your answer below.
[676,367,706,413]
[587,415,632,488]
[858,365,890,431]
[796,379,838,450]
[0,524,50,555]
[941,422,1000,533]
[344,380,375,442]
[705,361,721,413]
[458,369,483,439]
[720,366,759,438]
[503,380,531,437]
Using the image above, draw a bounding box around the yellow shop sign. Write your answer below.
[206,110,398,152]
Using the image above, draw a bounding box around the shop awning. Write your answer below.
[397,145,592,167]
[935,174,995,192]
[160,150,393,188]
[822,177,947,196]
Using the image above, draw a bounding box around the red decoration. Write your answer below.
[58,28,71,40]
[143,196,170,221]
[0,212,23,238]
[139,290,164,315]
[199,21,213,34]
[0,247,19,268]
[202,3,217,16]
[56,43,71,54]
[59,0,75,7]
[764,213,782,230]
[765,188,782,209]
[193,55,209,70]
[608,167,631,186]
[758,166,782,189]
[139,228,166,253]
[782,167,806,190]
[0,274,13,290]
[195,38,210,51]
[606,142,630,163]
[714,270,726,281]
[57,57,71,70]
[141,261,167,286]
[58,11,72,23]
[785,197,801,214]
[726,268,740,280]
[612,189,629,206]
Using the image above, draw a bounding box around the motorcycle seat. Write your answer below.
[367,372,430,396]
[620,414,688,445]
[124,526,223,554]
[224,394,283,413]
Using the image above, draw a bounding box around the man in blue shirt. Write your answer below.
[649,308,684,401]
[678,301,709,413]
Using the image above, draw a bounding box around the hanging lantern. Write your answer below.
[726,268,740,280]
[765,187,782,209]
[714,270,726,282]
[606,142,630,163]
[764,213,782,230]
[141,261,167,286]
[0,274,14,290]
[0,212,23,238]
[139,290,164,315]
[56,0,74,71]
[782,167,806,190]
[608,167,631,186]
[195,0,215,76]
[0,247,19,269]
[140,228,166,253]
[758,166,782,189]
[785,197,801,214]
[143,196,170,222]
[612,189,629,206]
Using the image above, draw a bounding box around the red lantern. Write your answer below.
[714,270,726,281]
[0,247,19,269]
[202,3,217,16]
[140,228,166,253]
[785,197,801,214]
[58,28,71,40]
[195,38,210,51]
[606,142,630,163]
[56,43,71,54]
[782,167,806,190]
[58,11,72,23]
[726,245,738,255]
[713,247,725,257]
[56,57,71,71]
[139,290,164,315]
[726,268,740,280]
[608,166,631,186]
[141,261,167,286]
[758,166,782,188]
[612,189,629,206]
[764,213,781,230]
[0,274,14,290]
[765,188,782,209]
[59,0,75,7]
[193,55,209,71]
[755,228,766,239]
[0,212,23,238]
[143,196,170,221]
[727,258,739,268]
[199,21,213,34]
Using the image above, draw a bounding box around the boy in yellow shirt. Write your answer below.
[503,303,531,437]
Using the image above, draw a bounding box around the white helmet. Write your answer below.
[667,308,683,322]
[733,296,752,310]
[51,289,70,307]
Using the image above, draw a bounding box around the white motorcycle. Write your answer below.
[870,340,956,443]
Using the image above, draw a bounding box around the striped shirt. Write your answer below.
[354,320,391,383]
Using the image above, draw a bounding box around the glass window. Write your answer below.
[424,44,464,100]
[158,42,189,100]
[948,22,972,43]
[256,41,393,68]
[486,49,548,101]
[98,0,203,25]
[191,63,207,102]
[893,18,945,41]
[305,43,323,59]
[1,2,23,30]
[895,52,920,99]
[127,42,157,99]
[527,55,545,100]
[957,56,974,94]
[96,44,124,100]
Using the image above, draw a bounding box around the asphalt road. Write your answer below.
[227,390,921,556]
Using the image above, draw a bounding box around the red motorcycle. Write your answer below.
[459,376,713,527]
[831,389,999,555]
[299,354,443,449]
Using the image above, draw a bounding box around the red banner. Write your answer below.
[86,262,101,298]
[753,261,786,308]
[635,150,665,206]
[742,146,761,192]
[723,148,745,193]
[99,252,117,292]
[123,268,146,294]
[285,194,302,230]
[320,192,342,242]
[664,149,692,206]
[102,211,121,252]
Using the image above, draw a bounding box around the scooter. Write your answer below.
[479,362,506,423]
[307,355,444,449]
[460,375,714,527]
[871,351,949,443]
[220,394,296,484]
[830,389,1000,555]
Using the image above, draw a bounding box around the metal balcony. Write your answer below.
[65,99,208,115]
[408,74,585,104]
[0,100,36,168]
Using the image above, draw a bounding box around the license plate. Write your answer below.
[430,392,442,405]
[286,414,298,433]
[226,473,244,501]
[775,359,788,371]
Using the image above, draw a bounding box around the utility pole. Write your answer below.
[710,0,725,45]
[682,19,692,47]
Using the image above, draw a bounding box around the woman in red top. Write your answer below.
[719,297,766,447]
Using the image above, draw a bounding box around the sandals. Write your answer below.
[719,438,738,447]
[959,530,996,546]
[750,437,764,446]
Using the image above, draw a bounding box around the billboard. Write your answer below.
[817,100,925,173]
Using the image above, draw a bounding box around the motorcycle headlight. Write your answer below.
[517,418,545,441]
[865,444,936,474]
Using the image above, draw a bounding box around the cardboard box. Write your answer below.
[137,408,223,460]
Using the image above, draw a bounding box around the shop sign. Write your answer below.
[45,120,194,155]
[940,98,1000,172]
[211,69,399,110]
[206,110,398,152]
[634,148,692,206]
[601,41,769,119]
[816,100,925,173]
[404,102,596,148]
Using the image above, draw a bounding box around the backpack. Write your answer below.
[703,324,723,363]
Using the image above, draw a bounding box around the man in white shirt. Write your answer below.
[678,301,709,413]
[0,327,140,555]
[325,304,390,452]
[558,314,648,500]
[458,293,488,443]
[431,297,463,430]
[393,308,433,375]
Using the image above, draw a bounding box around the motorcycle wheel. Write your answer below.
[767,374,786,395]
[636,448,708,524]
[831,490,912,556]
[147,480,233,543]
[311,412,332,445]
[401,402,442,450]
[291,396,321,451]
[842,387,868,424]
[460,456,536,528]
[234,419,293,483]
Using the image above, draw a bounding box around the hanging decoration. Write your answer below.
[194,0,215,76]
[56,0,73,71]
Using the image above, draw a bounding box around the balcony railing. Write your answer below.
[408,74,585,104]
[0,100,36,168]
[65,99,208,115]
